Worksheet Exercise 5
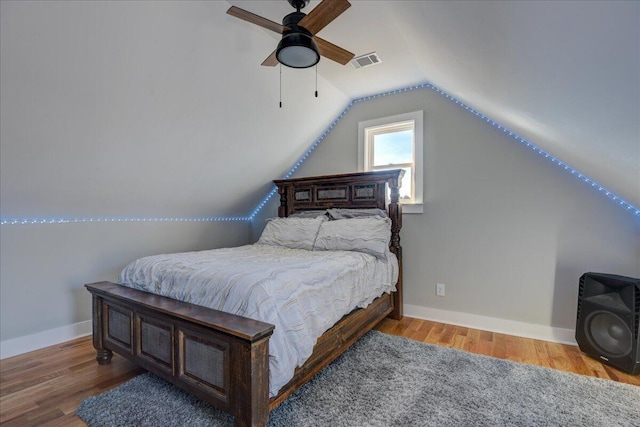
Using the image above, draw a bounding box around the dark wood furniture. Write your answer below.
[85,170,404,427]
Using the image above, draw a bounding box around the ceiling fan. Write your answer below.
[227,0,355,69]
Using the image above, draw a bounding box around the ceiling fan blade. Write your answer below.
[261,50,279,67]
[227,6,284,34]
[298,0,351,35]
[315,36,354,65]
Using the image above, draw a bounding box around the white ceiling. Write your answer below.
[1,1,638,221]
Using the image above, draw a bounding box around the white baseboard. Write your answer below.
[0,320,92,360]
[404,304,577,346]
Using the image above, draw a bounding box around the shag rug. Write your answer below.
[77,331,640,426]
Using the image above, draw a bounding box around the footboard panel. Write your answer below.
[86,281,274,426]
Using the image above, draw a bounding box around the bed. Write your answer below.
[85,169,404,427]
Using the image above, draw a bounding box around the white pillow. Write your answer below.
[313,216,391,259]
[257,217,326,250]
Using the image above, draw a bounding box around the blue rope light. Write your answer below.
[0,216,251,225]
[3,82,638,226]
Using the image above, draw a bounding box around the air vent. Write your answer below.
[350,52,382,69]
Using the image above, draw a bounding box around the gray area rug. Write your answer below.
[77,330,640,426]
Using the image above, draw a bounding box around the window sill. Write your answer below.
[400,203,423,214]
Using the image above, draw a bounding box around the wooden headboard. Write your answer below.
[273,170,405,319]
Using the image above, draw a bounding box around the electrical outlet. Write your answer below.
[436,283,446,297]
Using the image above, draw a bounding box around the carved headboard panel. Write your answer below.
[273,169,404,260]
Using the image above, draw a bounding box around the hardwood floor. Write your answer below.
[1,317,638,426]
[375,317,639,386]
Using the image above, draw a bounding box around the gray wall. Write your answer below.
[0,1,264,346]
[272,87,640,331]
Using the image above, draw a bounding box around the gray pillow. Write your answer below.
[313,216,391,259]
[257,217,326,250]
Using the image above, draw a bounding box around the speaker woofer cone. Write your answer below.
[585,310,633,357]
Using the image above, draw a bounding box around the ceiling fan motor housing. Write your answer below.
[282,11,307,30]
[287,0,310,11]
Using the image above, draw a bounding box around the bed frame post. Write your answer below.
[91,294,113,365]
[232,336,271,427]
[387,171,404,320]
[277,185,288,218]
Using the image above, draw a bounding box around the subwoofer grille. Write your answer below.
[585,310,633,357]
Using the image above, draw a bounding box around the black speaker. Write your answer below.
[576,272,639,375]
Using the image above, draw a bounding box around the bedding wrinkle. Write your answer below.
[118,244,398,397]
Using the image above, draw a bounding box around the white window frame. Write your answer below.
[358,110,424,214]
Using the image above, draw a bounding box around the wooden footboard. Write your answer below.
[86,281,275,427]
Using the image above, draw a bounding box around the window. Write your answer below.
[358,111,423,213]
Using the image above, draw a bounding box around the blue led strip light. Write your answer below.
[249,82,640,219]
[0,216,251,225]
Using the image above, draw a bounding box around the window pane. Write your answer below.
[372,130,413,166]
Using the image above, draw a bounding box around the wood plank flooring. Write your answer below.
[375,317,639,386]
[1,317,637,426]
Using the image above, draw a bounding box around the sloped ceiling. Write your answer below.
[1,1,638,222]
[231,0,639,208]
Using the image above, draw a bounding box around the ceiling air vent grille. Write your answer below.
[350,52,381,69]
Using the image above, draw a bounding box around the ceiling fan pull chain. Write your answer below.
[315,64,318,98]
[279,64,283,108]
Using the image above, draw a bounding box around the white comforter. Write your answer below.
[117,243,398,397]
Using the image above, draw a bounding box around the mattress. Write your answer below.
[117,243,398,396]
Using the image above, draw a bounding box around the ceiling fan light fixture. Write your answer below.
[276,30,320,69]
